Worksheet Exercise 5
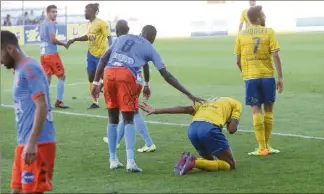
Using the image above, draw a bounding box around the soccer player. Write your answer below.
[139,97,241,175]
[238,0,256,31]
[234,6,284,156]
[40,5,69,108]
[1,30,56,193]
[91,25,204,172]
[67,3,112,109]
[102,20,156,153]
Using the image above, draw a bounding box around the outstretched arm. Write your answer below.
[140,103,195,115]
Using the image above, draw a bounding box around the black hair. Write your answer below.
[1,30,19,47]
[46,5,57,13]
[247,5,263,24]
[142,25,157,35]
[86,3,99,14]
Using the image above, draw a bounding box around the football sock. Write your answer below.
[195,159,231,171]
[134,112,153,147]
[56,79,64,101]
[117,114,125,145]
[124,124,136,161]
[107,124,118,161]
[89,82,98,104]
[264,112,273,147]
[253,113,266,150]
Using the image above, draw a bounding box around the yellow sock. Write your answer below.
[194,159,231,172]
[89,82,98,104]
[264,112,273,148]
[253,113,266,150]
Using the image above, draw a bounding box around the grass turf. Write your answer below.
[1,33,324,193]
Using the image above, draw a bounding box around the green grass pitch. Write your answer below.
[1,33,324,193]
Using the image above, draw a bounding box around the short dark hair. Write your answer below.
[142,25,157,35]
[1,30,19,46]
[247,5,263,24]
[47,5,57,13]
[86,3,99,14]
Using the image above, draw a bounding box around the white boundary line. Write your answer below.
[1,104,324,141]
[2,82,88,92]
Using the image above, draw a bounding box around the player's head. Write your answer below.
[46,5,57,21]
[249,0,256,7]
[1,31,21,69]
[85,3,99,20]
[247,5,265,26]
[116,20,129,37]
[141,25,157,44]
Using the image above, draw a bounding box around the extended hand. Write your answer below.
[66,39,75,48]
[143,86,151,101]
[22,142,37,165]
[139,102,155,116]
[187,94,205,104]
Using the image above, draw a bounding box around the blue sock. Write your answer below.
[56,79,64,101]
[134,113,153,147]
[107,123,118,161]
[124,124,136,161]
[116,115,125,144]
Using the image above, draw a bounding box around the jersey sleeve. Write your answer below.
[147,45,165,70]
[23,64,47,101]
[101,21,110,37]
[269,28,280,52]
[231,100,242,120]
[47,22,56,36]
[234,34,241,55]
[240,10,246,23]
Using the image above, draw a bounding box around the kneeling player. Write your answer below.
[140,97,242,175]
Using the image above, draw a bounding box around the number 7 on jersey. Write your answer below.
[252,37,260,53]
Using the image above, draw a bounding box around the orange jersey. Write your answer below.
[234,26,280,79]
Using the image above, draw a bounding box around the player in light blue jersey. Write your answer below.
[91,25,204,172]
[1,30,56,194]
[40,5,69,109]
[102,20,156,153]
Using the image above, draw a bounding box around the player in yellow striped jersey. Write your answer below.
[238,0,256,31]
[67,3,112,109]
[234,6,284,156]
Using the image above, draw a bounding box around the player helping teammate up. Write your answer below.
[67,3,112,109]
[234,5,284,156]
[102,20,156,153]
[1,30,56,194]
[91,25,204,172]
[140,97,242,175]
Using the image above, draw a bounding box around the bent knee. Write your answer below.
[57,74,66,81]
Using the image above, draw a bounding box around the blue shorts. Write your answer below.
[245,77,276,106]
[86,51,100,73]
[188,121,230,157]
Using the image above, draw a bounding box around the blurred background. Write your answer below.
[1,0,324,45]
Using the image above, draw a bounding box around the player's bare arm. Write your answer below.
[159,68,205,103]
[24,94,48,164]
[91,48,111,98]
[140,102,195,115]
[238,22,244,31]
[272,51,284,93]
[108,36,112,46]
[236,54,242,72]
[67,35,89,47]
[227,119,239,134]
[50,33,68,48]
[143,63,151,100]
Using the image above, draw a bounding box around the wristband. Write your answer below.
[144,82,149,87]
[93,81,100,86]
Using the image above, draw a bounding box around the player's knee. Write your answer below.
[263,103,273,113]
[58,74,66,81]
[122,112,134,124]
[251,105,262,114]
[11,189,22,194]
